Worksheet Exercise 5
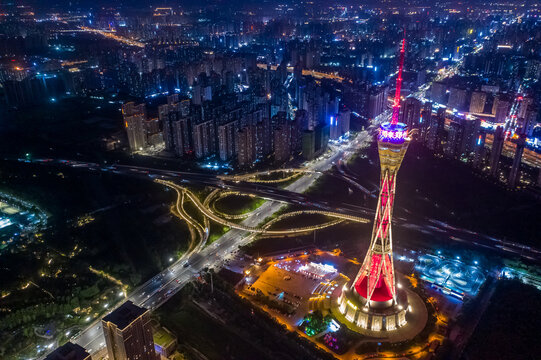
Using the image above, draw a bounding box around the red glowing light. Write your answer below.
[391,35,406,125]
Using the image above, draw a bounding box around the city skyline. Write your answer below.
[1,1,541,360]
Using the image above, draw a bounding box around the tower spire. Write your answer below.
[391,34,406,125]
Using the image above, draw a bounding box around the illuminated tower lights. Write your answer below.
[391,37,406,126]
[337,36,410,332]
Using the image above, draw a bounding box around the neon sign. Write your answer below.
[378,122,408,143]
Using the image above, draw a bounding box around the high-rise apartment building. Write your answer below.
[367,86,388,119]
[469,91,487,114]
[218,120,238,161]
[430,82,447,104]
[419,102,432,141]
[493,96,510,124]
[102,301,158,360]
[237,126,256,166]
[159,95,191,155]
[508,134,526,188]
[254,118,272,160]
[489,126,505,176]
[192,120,216,158]
[400,97,421,130]
[159,95,181,151]
[172,117,192,156]
[273,125,291,164]
[448,87,467,110]
[122,102,147,152]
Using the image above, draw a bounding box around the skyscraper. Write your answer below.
[447,87,467,110]
[473,132,487,169]
[490,126,505,177]
[426,108,445,152]
[254,118,272,159]
[469,91,487,114]
[122,102,147,152]
[159,94,180,151]
[192,120,216,158]
[329,114,341,140]
[237,126,256,167]
[430,82,447,104]
[102,301,158,360]
[367,86,388,119]
[493,96,510,124]
[523,105,539,137]
[171,117,192,156]
[302,130,316,160]
[218,120,238,161]
[419,102,432,142]
[273,125,291,164]
[508,134,526,188]
[400,97,421,130]
[444,120,463,158]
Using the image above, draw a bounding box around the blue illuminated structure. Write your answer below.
[378,122,409,144]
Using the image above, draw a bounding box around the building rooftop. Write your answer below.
[153,327,176,347]
[45,342,90,360]
[102,301,147,330]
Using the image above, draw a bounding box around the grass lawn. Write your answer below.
[214,194,265,215]
[153,327,176,347]
[208,223,230,244]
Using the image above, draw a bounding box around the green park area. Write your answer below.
[213,194,265,215]
[265,212,333,231]
[208,223,230,244]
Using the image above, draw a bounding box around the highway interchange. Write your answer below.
[61,114,382,355]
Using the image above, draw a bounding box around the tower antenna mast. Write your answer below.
[391,32,406,125]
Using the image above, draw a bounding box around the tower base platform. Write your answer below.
[332,283,428,342]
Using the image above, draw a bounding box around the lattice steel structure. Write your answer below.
[352,37,409,307]
[337,37,411,332]
[352,122,410,306]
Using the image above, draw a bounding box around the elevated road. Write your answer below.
[158,179,370,235]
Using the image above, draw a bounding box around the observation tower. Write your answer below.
[337,37,411,332]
